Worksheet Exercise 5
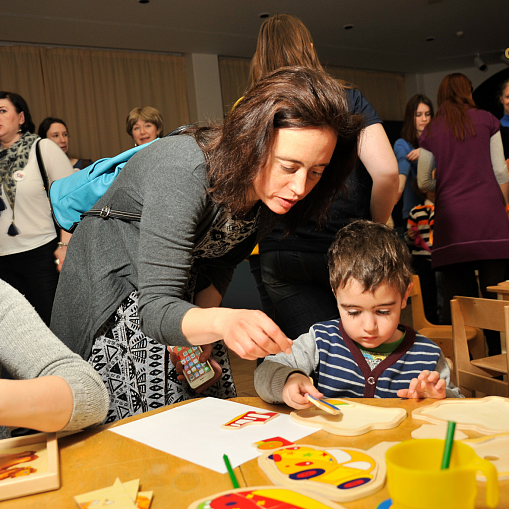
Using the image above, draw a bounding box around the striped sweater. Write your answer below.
[315,320,441,398]
[254,318,462,403]
[404,201,434,257]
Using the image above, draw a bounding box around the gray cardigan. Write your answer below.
[51,135,274,360]
[0,280,109,439]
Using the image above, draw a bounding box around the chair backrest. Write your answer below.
[408,274,432,330]
[451,296,509,396]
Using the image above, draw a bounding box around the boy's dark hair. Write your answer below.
[328,220,413,297]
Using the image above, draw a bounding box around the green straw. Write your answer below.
[441,420,456,469]
[223,454,240,488]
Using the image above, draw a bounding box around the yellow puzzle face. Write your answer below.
[268,446,375,489]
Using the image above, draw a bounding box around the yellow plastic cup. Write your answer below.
[386,439,499,509]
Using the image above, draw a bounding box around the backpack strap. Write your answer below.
[35,139,60,236]
[81,206,141,223]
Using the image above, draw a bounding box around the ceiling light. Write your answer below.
[474,53,487,72]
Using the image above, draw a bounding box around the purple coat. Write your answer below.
[419,109,509,268]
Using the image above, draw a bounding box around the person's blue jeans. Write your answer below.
[254,250,339,339]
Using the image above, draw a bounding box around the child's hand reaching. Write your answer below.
[282,372,324,410]
[397,370,446,399]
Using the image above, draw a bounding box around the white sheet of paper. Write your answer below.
[110,397,315,473]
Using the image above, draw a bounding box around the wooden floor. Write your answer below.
[229,302,414,398]
[230,350,258,397]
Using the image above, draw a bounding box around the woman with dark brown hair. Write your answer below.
[248,13,398,339]
[418,73,509,354]
[394,94,434,223]
[51,67,364,423]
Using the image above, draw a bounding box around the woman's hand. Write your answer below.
[182,306,293,361]
[406,148,420,162]
[217,309,293,360]
[53,245,67,273]
[168,344,213,381]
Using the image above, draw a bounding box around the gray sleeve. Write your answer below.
[254,329,319,404]
[135,137,234,345]
[0,280,110,430]
[417,148,436,192]
[435,352,464,398]
[490,131,509,185]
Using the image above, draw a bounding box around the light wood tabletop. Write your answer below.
[2,397,508,508]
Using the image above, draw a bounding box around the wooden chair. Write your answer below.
[408,275,485,361]
[451,296,509,397]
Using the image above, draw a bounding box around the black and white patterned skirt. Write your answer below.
[89,291,237,424]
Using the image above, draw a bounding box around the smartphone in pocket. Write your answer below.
[172,346,216,390]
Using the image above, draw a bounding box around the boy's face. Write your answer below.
[335,279,411,349]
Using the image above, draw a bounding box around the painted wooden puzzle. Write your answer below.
[0,432,59,502]
[187,486,348,509]
[257,442,392,502]
[222,410,279,430]
[291,399,407,436]
[252,437,294,450]
[412,396,509,435]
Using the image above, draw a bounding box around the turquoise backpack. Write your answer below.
[49,126,188,232]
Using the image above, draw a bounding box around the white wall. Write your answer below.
[405,63,508,106]
[185,53,224,125]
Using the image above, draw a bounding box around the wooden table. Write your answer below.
[3,397,508,508]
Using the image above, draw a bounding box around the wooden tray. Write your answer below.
[0,432,59,501]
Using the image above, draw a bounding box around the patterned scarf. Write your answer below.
[0,133,39,236]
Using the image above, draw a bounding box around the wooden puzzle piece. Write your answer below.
[74,482,137,508]
[411,424,468,440]
[252,437,295,450]
[222,410,279,430]
[412,396,509,435]
[187,486,348,509]
[113,478,139,501]
[257,442,395,502]
[291,399,406,436]
[0,433,59,502]
[306,395,342,415]
[136,491,153,509]
[463,432,509,481]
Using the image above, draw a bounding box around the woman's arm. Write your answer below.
[417,148,436,192]
[490,131,509,205]
[181,306,293,360]
[0,280,109,432]
[358,123,399,223]
[393,138,414,203]
[0,377,73,432]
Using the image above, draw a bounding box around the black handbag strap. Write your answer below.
[35,139,60,236]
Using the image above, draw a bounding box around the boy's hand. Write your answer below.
[282,373,324,410]
[397,370,446,399]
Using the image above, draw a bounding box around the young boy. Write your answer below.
[254,220,462,410]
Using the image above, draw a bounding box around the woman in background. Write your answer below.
[394,95,434,225]
[0,92,74,326]
[125,106,163,146]
[38,117,92,170]
[418,73,509,355]
[249,13,398,338]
